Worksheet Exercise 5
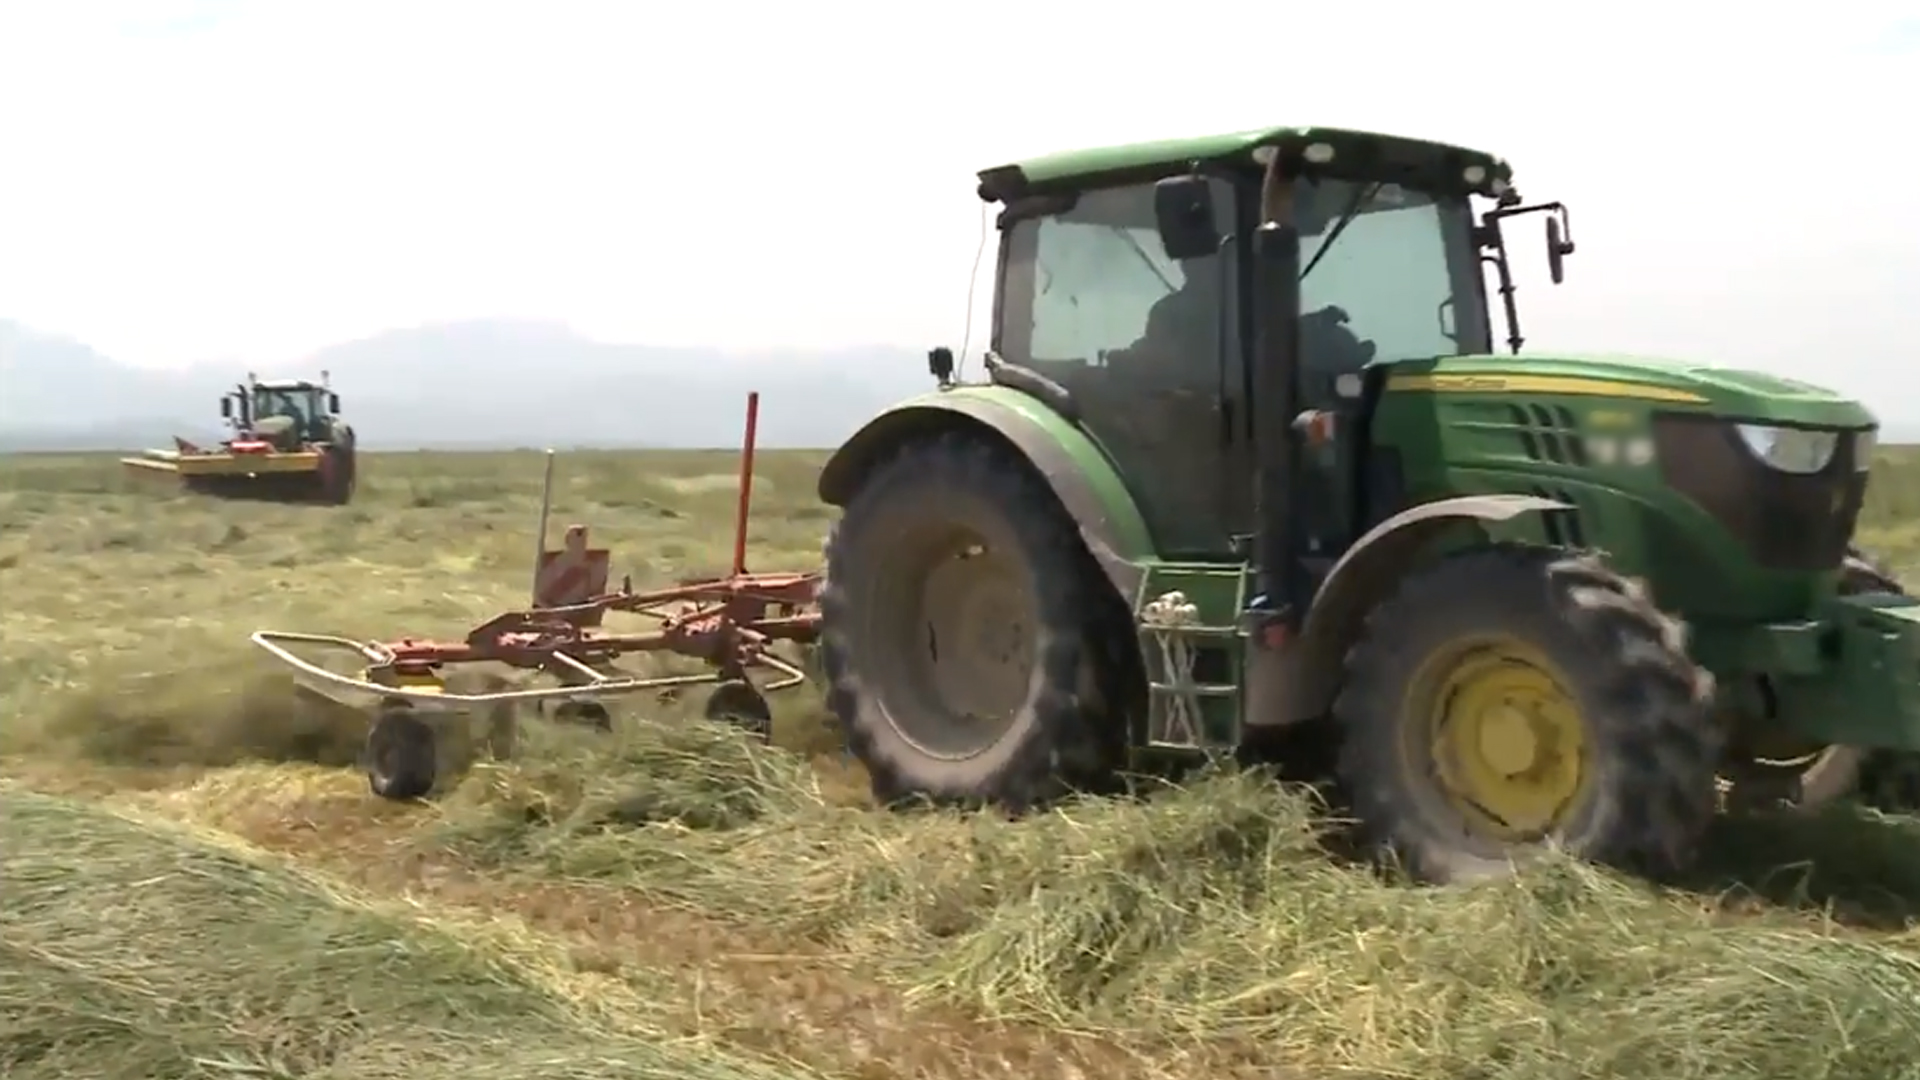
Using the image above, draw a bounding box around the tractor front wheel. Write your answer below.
[819,432,1113,811]
[1333,545,1720,884]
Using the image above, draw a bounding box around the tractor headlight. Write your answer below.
[1734,423,1839,475]
[1854,427,1877,471]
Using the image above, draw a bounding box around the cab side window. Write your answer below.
[996,179,1237,556]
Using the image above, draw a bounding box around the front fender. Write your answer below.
[819,385,1157,598]
[1283,494,1570,723]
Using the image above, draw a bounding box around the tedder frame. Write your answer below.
[252,393,822,799]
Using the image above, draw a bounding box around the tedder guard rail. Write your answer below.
[248,391,822,718]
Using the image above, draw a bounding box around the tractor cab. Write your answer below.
[974,129,1570,588]
[220,373,343,450]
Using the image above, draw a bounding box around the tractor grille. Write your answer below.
[1525,484,1588,548]
[1651,414,1868,572]
[1507,404,1588,466]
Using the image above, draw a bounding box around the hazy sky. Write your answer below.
[1,1,1916,407]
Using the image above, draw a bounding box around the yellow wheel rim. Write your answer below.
[1409,639,1589,840]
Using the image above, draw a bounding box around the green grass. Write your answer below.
[6,447,1920,1080]
[0,448,844,769]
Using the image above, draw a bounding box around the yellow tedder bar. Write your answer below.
[120,449,323,476]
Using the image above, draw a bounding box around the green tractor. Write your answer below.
[814,124,1920,884]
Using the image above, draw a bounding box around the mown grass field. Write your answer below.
[8,446,1920,1080]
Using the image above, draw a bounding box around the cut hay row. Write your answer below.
[0,786,822,1080]
[434,722,1920,1078]
[129,715,1920,1080]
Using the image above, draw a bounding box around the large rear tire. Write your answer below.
[317,444,356,505]
[819,432,1117,811]
[1333,545,1720,884]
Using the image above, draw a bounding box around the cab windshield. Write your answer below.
[1295,178,1490,363]
[252,387,322,426]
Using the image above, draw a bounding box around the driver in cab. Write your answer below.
[250,392,305,449]
[1111,269,1376,389]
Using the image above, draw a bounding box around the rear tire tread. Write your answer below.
[819,431,1109,811]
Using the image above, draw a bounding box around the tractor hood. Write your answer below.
[1384,353,1877,430]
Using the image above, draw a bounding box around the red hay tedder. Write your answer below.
[250,392,825,799]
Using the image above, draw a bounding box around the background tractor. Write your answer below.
[815,125,1920,884]
[122,372,357,504]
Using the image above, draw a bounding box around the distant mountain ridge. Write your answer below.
[5,318,1918,452]
[0,319,932,451]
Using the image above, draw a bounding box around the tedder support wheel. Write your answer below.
[820,431,1114,811]
[365,700,437,801]
[1333,545,1720,884]
[552,701,614,730]
[704,679,773,741]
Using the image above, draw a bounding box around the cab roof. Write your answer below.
[975,124,1512,203]
[253,379,321,391]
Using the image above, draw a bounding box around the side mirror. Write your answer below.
[1153,174,1220,261]
[220,397,233,419]
[329,392,342,412]
[1546,213,1576,285]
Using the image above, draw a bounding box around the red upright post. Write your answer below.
[731,391,760,578]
